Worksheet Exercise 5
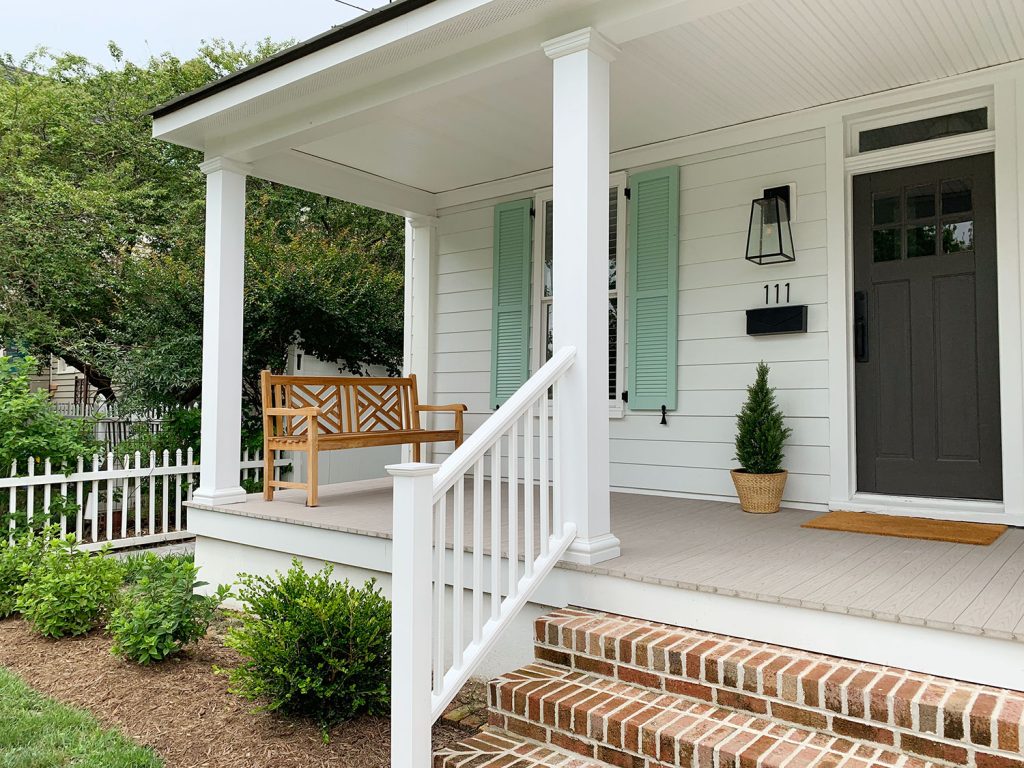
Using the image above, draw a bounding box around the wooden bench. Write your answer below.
[260,371,466,507]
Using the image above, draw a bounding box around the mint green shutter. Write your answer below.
[627,167,679,411]
[490,199,533,408]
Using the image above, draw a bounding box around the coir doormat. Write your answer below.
[801,510,1006,545]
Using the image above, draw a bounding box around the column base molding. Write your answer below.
[561,533,622,565]
[192,486,248,506]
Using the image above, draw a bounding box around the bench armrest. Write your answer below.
[266,406,321,416]
[416,404,468,413]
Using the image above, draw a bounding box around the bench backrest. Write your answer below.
[261,371,422,437]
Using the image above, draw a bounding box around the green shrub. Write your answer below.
[119,550,194,585]
[16,536,122,638]
[0,527,47,618]
[223,560,391,730]
[109,555,229,665]
[734,361,793,475]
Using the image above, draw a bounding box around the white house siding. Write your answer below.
[431,130,830,510]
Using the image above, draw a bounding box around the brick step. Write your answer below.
[434,728,613,767]
[535,609,1024,767]
[489,662,954,768]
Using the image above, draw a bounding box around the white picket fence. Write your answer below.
[1,449,288,550]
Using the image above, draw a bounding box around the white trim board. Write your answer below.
[190,507,1024,690]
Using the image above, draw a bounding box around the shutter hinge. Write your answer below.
[530,207,536,218]
[624,187,631,200]
[621,390,628,403]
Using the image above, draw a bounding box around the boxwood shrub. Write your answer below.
[223,559,391,730]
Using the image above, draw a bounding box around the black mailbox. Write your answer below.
[746,305,808,336]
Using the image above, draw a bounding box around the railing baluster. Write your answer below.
[472,458,484,645]
[490,441,501,621]
[507,422,518,598]
[452,477,464,669]
[540,393,550,557]
[524,404,534,579]
[434,493,447,695]
[553,379,562,533]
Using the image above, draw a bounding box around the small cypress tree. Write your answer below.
[734,362,792,474]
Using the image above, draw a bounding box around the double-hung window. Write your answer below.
[532,176,628,417]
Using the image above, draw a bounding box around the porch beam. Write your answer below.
[193,156,249,507]
[545,28,621,565]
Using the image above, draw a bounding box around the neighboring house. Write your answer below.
[155,2,1024,766]
[26,355,104,414]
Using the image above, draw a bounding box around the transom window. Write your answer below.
[533,182,628,415]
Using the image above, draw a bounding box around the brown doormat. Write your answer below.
[802,510,1006,545]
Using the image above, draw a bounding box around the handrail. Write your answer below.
[389,345,578,768]
[432,346,575,500]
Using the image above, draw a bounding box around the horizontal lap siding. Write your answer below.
[431,206,495,458]
[613,134,829,506]
[431,133,830,506]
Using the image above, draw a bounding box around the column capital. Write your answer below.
[542,27,620,62]
[199,156,252,176]
[407,214,439,229]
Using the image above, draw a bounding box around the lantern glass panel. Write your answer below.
[746,195,795,265]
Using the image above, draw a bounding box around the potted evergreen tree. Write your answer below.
[731,362,793,514]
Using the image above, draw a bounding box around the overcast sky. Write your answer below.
[2,0,393,66]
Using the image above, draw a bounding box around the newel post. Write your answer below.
[388,462,439,768]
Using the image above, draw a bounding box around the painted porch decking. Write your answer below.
[200,478,1024,642]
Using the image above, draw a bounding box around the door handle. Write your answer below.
[854,291,868,363]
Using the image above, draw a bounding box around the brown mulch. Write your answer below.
[0,615,476,768]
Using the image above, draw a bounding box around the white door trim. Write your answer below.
[828,85,1024,525]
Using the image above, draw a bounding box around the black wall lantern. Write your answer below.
[745,185,795,265]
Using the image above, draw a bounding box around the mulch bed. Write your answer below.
[0,615,476,768]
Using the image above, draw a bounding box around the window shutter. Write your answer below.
[627,167,679,411]
[490,198,533,408]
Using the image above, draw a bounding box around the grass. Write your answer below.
[0,667,162,768]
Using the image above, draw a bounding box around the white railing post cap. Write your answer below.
[386,462,440,478]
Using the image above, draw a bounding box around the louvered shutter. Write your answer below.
[490,199,533,408]
[627,167,679,411]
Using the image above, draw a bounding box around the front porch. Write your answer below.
[187,481,1024,689]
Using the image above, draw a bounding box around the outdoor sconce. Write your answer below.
[745,185,796,265]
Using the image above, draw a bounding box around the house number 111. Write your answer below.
[764,283,791,305]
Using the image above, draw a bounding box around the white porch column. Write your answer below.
[402,216,437,462]
[544,28,621,565]
[193,156,250,506]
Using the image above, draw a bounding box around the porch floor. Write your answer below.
[193,479,1024,642]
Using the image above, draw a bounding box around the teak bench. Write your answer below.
[260,370,466,507]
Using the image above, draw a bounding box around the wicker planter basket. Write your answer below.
[730,469,788,514]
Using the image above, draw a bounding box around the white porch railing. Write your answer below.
[389,346,577,768]
[2,449,287,550]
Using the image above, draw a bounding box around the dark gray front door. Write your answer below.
[853,154,1002,500]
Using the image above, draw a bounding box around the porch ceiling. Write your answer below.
[155,0,1024,206]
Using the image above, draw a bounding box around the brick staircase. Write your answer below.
[434,608,1024,768]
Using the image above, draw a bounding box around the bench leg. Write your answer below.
[307,443,319,507]
[263,448,274,502]
[412,443,421,462]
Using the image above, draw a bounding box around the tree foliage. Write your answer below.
[0,43,405,417]
[733,362,792,475]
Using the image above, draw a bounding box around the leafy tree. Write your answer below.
[0,42,405,417]
[0,356,99,475]
[733,362,792,475]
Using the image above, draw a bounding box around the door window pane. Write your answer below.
[942,179,972,215]
[906,185,936,220]
[608,297,618,399]
[873,193,900,226]
[942,220,974,253]
[907,225,937,258]
[543,200,553,297]
[873,228,901,262]
[609,188,618,290]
